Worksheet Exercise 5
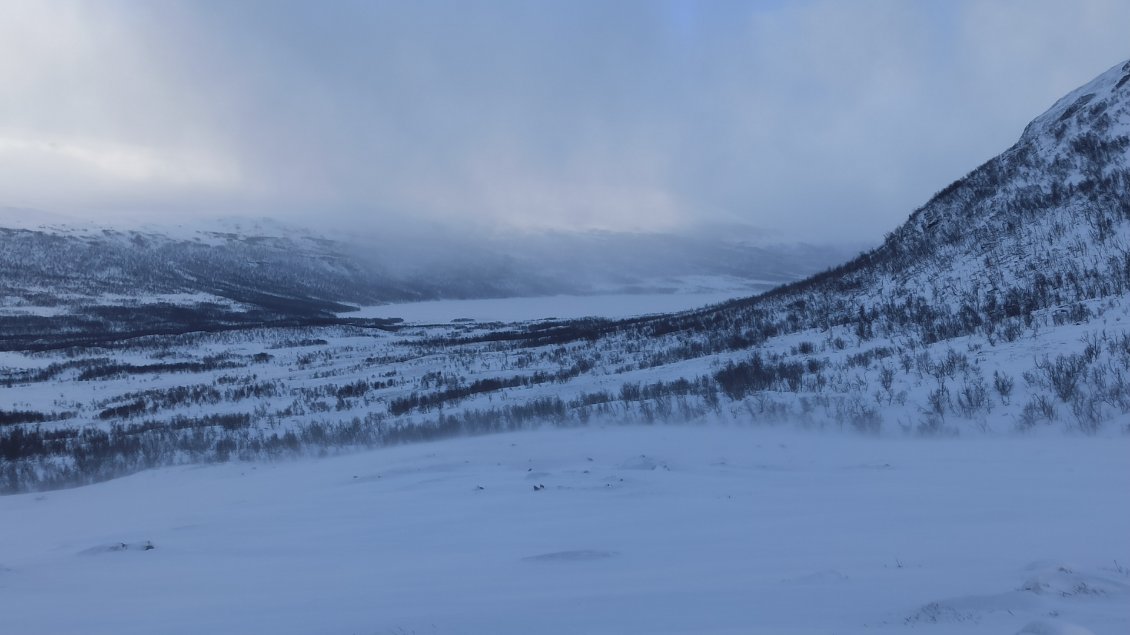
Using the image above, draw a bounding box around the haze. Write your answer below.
[1,0,1127,242]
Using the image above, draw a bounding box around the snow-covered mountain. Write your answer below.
[715,58,1130,342]
[0,213,851,350]
[2,60,1129,493]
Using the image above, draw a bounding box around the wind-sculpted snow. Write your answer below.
[0,427,1126,634]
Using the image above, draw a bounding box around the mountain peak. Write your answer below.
[1022,58,1130,144]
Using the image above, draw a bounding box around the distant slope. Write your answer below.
[0,216,850,349]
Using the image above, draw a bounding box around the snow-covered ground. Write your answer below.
[346,289,750,324]
[2,424,1126,635]
[0,291,248,317]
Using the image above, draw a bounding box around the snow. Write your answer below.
[1,58,1128,635]
[0,292,244,317]
[346,290,751,323]
[1,425,1126,635]
[1025,59,1130,140]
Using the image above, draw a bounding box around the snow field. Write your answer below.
[1,425,1126,635]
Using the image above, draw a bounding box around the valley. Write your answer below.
[0,26,1128,635]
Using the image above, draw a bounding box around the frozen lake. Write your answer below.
[346,290,755,324]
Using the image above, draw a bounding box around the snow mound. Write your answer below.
[522,550,618,562]
[1016,619,1097,635]
[619,454,671,471]
[78,541,156,555]
[904,601,979,625]
[1018,564,1126,598]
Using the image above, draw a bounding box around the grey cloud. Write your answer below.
[1,0,1127,241]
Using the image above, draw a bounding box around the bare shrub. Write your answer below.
[955,378,991,418]
[926,385,949,419]
[1070,392,1104,434]
[1081,332,1103,362]
[879,366,896,404]
[993,371,1014,405]
[849,399,882,435]
[1018,394,1058,429]
[917,413,949,436]
[1033,354,1088,402]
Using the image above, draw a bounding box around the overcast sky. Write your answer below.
[1,0,1127,242]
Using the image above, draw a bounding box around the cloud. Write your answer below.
[0,0,1127,240]
[0,0,241,215]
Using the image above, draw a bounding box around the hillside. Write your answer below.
[0,216,848,350]
[694,58,1130,350]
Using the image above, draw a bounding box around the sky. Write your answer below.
[0,0,1127,243]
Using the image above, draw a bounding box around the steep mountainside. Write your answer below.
[662,59,1130,350]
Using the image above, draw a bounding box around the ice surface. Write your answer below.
[346,289,751,323]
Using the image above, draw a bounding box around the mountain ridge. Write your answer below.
[721,57,1130,337]
[0,216,853,349]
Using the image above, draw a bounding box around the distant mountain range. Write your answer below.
[0,213,854,349]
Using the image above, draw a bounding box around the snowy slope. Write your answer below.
[0,217,848,314]
[720,59,1130,346]
[0,215,850,351]
[0,426,1126,635]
